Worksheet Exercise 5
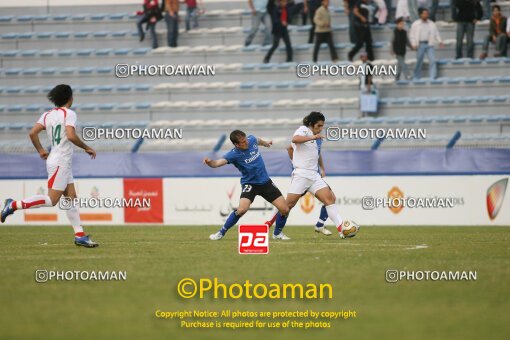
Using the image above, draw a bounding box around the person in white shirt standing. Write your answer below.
[1,85,99,248]
[269,111,357,239]
[409,7,444,79]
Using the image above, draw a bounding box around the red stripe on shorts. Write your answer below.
[48,166,60,189]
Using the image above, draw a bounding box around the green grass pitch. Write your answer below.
[0,225,508,340]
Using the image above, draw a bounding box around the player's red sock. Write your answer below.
[11,201,18,210]
[264,213,278,228]
[75,232,86,237]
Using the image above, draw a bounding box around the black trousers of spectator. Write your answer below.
[313,32,338,62]
[264,28,293,62]
[308,6,318,43]
[348,26,374,61]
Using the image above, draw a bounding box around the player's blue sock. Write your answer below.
[315,205,328,228]
[274,213,288,236]
[220,210,240,235]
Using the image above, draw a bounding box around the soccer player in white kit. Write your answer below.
[1,84,99,247]
[272,111,354,239]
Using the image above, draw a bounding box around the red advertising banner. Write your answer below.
[123,178,163,223]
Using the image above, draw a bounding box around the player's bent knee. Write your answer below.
[279,206,290,216]
[236,208,248,216]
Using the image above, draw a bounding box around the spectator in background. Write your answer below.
[264,0,293,63]
[373,0,388,25]
[163,0,179,47]
[452,0,483,59]
[410,8,444,79]
[182,0,203,31]
[344,0,358,44]
[407,0,428,22]
[245,0,272,46]
[480,5,508,58]
[359,52,377,116]
[392,17,413,80]
[291,0,308,25]
[308,0,322,43]
[396,0,410,22]
[384,0,392,22]
[313,0,339,62]
[136,0,162,49]
[430,0,439,21]
[348,0,374,61]
[482,0,491,20]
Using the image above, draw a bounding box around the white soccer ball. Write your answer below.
[341,220,360,238]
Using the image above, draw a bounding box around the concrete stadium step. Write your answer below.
[0,41,501,68]
[0,21,493,51]
[2,76,510,105]
[1,58,509,87]
[0,5,457,34]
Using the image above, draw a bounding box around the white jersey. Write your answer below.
[291,125,322,175]
[36,107,77,168]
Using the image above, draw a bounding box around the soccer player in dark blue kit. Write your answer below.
[203,130,290,240]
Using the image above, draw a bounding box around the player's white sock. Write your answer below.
[325,204,343,232]
[12,195,52,210]
[66,207,85,236]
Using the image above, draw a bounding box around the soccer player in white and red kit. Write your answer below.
[1,84,99,247]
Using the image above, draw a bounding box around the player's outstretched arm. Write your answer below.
[292,134,324,144]
[257,138,272,148]
[65,126,96,159]
[203,158,228,168]
[29,123,49,160]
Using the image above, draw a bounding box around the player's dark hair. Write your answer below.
[47,84,73,107]
[395,17,404,24]
[230,130,246,145]
[418,7,428,16]
[493,4,501,11]
[303,111,325,127]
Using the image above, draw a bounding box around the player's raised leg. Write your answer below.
[1,187,61,223]
[63,183,98,248]
[314,190,335,235]
[270,196,291,240]
[210,198,252,240]
[314,187,345,238]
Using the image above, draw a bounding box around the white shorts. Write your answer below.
[47,164,74,191]
[288,170,329,196]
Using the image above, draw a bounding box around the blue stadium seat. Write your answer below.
[90,14,107,20]
[97,86,114,92]
[74,31,90,38]
[18,32,34,39]
[93,31,109,38]
[134,84,151,91]
[41,68,57,75]
[4,68,22,76]
[132,48,151,55]
[6,87,22,93]
[77,49,95,56]
[52,14,69,21]
[239,101,254,108]
[95,48,112,56]
[97,67,113,74]
[1,33,17,40]
[71,15,86,21]
[33,15,49,21]
[135,103,151,110]
[117,85,134,92]
[78,67,95,74]
[60,67,76,74]
[58,49,75,57]
[240,82,256,89]
[20,50,37,57]
[36,32,54,39]
[39,50,56,57]
[0,16,14,22]
[17,15,33,22]
[3,50,19,57]
[55,32,71,38]
[114,48,131,55]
